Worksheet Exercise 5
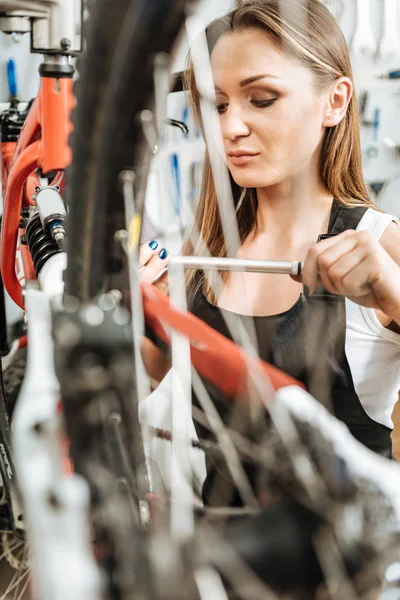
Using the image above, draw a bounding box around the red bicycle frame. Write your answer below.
[1,75,74,309]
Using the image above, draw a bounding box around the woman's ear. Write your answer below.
[323,77,353,127]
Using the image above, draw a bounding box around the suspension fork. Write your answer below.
[1,71,74,309]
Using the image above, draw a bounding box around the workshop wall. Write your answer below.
[0,30,41,104]
[143,0,400,247]
[1,1,400,247]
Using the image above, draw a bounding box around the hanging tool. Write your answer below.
[362,105,381,145]
[352,0,377,57]
[373,107,381,142]
[378,69,400,79]
[165,118,189,135]
[170,153,182,217]
[378,0,400,59]
[369,181,387,206]
[383,136,400,160]
[6,58,18,106]
[359,91,368,116]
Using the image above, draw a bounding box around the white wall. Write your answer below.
[0,31,41,102]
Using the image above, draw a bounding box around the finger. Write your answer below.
[323,244,370,295]
[317,231,360,272]
[340,255,378,299]
[302,230,356,293]
[139,239,160,268]
[152,267,169,295]
[317,232,363,294]
[140,248,169,284]
[317,229,356,250]
[290,274,302,283]
[318,231,377,295]
[340,241,392,299]
[302,245,321,293]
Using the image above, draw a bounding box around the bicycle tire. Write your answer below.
[62,1,191,597]
[66,0,190,302]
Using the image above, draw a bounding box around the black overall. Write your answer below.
[190,200,392,505]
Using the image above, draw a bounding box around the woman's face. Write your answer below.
[210,28,329,189]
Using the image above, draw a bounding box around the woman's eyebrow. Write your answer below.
[239,74,283,87]
[214,74,283,91]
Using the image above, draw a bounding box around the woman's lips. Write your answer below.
[229,153,260,166]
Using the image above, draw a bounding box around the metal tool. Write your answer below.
[378,69,400,79]
[168,256,303,276]
[383,136,400,151]
[378,0,400,59]
[369,181,387,206]
[352,0,376,57]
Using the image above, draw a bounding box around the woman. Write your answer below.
[140,0,400,501]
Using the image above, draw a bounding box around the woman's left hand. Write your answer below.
[301,229,400,321]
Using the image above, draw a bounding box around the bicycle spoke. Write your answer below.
[11,545,28,600]
[121,170,152,407]
[195,567,230,600]
[0,542,24,567]
[13,570,31,600]
[151,48,197,540]
[313,527,359,600]
[191,368,259,508]
[3,566,31,600]
[207,528,280,600]
[184,14,261,357]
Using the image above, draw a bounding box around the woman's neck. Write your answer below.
[254,175,333,242]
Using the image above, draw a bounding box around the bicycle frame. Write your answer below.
[1,71,74,309]
[0,3,79,540]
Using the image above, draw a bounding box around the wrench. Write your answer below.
[378,0,400,59]
[352,0,377,57]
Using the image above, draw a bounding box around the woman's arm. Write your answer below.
[380,223,400,331]
[141,337,171,386]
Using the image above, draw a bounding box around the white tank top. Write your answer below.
[346,208,400,429]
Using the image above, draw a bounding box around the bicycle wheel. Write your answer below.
[65,0,189,301]
[60,0,192,597]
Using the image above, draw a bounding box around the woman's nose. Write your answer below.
[220,105,251,140]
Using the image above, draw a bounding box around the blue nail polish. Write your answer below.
[158,248,168,260]
[149,240,158,250]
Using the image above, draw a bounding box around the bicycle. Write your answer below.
[2,1,400,599]
[0,1,81,595]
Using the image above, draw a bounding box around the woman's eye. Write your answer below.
[252,98,277,108]
[216,103,228,114]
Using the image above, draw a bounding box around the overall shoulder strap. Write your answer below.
[318,199,368,242]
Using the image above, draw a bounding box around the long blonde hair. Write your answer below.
[183,0,374,302]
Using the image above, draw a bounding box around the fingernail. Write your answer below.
[158,248,168,260]
[149,240,158,250]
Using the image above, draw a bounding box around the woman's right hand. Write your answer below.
[139,239,169,295]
